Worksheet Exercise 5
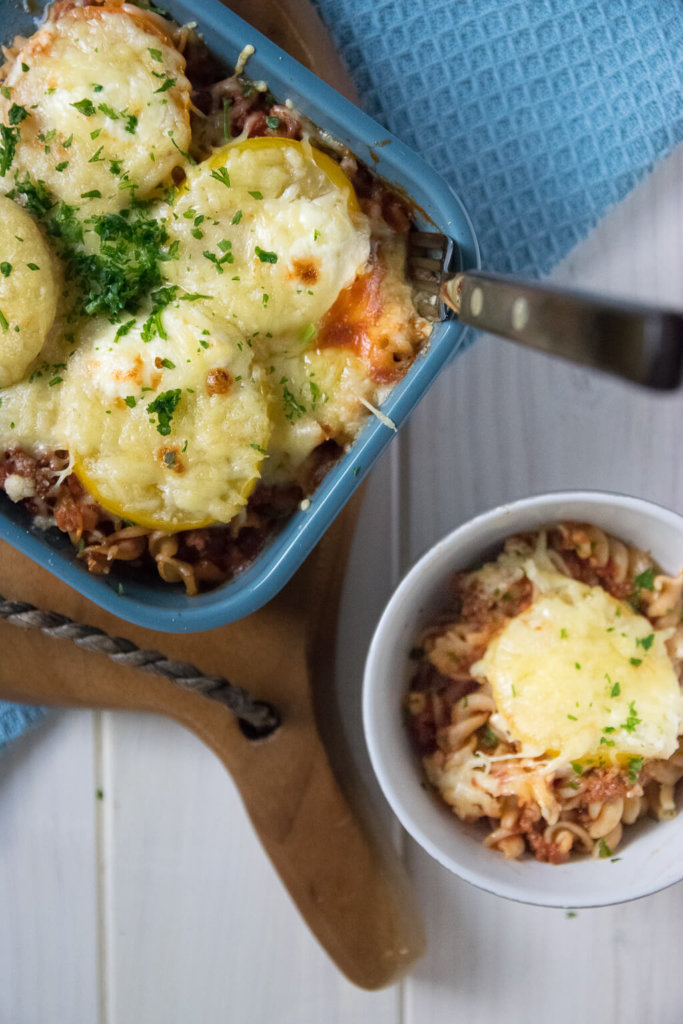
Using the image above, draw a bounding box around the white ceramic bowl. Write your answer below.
[363,491,683,907]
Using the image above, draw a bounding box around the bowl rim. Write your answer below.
[0,0,480,632]
[363,489,683,907]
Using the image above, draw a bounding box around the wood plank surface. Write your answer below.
[1,89,682,1024]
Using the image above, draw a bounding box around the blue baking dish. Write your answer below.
[0,0,479,632]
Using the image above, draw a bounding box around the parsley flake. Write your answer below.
[147,388,181,435]
[634,568,655,591]
[210,167,231,188]
[72,98,97,117]
[255,246,278,263]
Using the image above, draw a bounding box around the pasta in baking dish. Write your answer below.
[0,0,430,592]
[405,524,683,863]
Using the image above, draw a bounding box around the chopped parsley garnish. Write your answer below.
[571,761,584,775]
[250,443,267,454]
[231,209,242,225]
[248,190,263,200]
[124,114,138,134]
[166,131,193,163]
[636,633,654,651]
[8,104,28,125]
[0,123,19,176]
[627,756,644,781]
[560,628,568,638]
[160,357,175,369]
[210,167,231,188]
[622,701,641,734]
[149,48,163,61]
[26,263,39,270]
[72,98,97,117]
[93,84,103,93]
[48,375,62,386]
[0,262,11,277]
[202,247,233,273]
[154,76,176,94]
[265,115,280,130]
[300,323,316,345]
[630,657,642,667]
[0,310,8,331]
[88,145,105,163]
[98,102,119,120]
[124,395,136,408]
[634,568,655,591]
[55,161,68,172]
[147,388,181,435]
[255,246,278,263]
[610,680,621,698]
[479,725,499,750]
[567,714,578,721]
[63,133,74,148]
[9,182,177,319]
[282,384,306,420]
[597,839,612,859]
[81,190,102,199]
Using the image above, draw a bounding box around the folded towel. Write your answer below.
[2,0,682,748]
[312,0,683,274]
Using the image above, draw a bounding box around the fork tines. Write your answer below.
[407,230,456,322]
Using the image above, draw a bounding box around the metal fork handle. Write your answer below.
[443,271,683,390]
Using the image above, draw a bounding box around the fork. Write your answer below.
[408,231,683,390]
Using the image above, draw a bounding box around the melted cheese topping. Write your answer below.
[165,137,371,336]
[58,302,269,529]
[474,560,683,766]
[0,5,190,209]
[262,346,375,482]
[0,196,58,386]
[0,12,428,533]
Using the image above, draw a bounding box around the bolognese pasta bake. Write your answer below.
[405,523,683,863]
[0,0,429,592]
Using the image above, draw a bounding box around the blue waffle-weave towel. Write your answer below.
[2,0,682,749]
[313,0,683,275]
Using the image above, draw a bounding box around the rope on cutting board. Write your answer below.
[0,597,280,739]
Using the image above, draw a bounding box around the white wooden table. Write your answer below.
[2,143,683,1024]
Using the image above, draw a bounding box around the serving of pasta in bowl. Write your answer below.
[363,491,683,907]
[0,0,478,631]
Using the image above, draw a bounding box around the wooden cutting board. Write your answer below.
[0,0,425,991]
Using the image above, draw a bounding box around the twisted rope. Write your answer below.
[0,597,280,739]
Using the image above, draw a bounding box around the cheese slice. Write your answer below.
[57,301,269,530]
[164,137,371,336]
[473,561,683,767]
[0,5,191,210]
[0,196,58,386]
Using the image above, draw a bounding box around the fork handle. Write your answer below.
[443,271,683,390]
